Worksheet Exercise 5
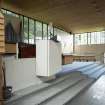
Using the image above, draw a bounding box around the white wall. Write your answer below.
[4,56,42,92]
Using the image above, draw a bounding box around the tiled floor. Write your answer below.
[67,75,105,105]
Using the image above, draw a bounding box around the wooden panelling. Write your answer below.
[0,56,4,105]
[73,55,96,61]
[0,48,5,53]
[0,36,4,41]
[0,13,5,54]
[0,42,5,47]
[0,19,4,25]
[62,55,96,64]
[0,30,4,35]
[5,43,17,54]
[62,55,73,65]
[0,25,4,30]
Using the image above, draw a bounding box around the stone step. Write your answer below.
[83,65,104,75]
[40,78,94,105]
[90,67,105,79]
[5,72,81,105]
[77,63,100,72]
[8,74,86,105]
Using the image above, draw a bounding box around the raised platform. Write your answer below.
[5,62,105,105]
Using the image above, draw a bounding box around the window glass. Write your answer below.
[29,19,34,44]
[43,23,47,39]
[19,16,24,42]
[36,21,42,40]
[81,33,87,45]
[54,28,57,36]
[6,11,19,17]
[96,32,101,44]
[101,31,105,44]
[48,25,53,39]
[58,35,73,54]
[1,9,7,14]
[88,33,91,44]
[75,34,81,45]
[94,32,97,44]
[91,32,95,44]
[23,17,28,43]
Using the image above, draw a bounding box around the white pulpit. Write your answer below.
[36,40,62,76]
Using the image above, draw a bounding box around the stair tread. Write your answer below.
[90,68,105,78]
[66,75,105,105]
[41,78,94,105]
[6,74,85,105]
[83,65,104,75]
[58,63,96,77]
[77,63,99,72]
[6,72,81,104]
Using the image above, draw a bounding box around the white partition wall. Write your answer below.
[4,57,42,92]
[36,40,62,76]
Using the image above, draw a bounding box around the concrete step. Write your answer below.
[5,72,82,105]
[40,78,94,105]
[83,65,104,75]
[8,74,86,105]
[77,63,100,72]
[57,62,94,77]
[66,75,105,105]
[90,67,105,79]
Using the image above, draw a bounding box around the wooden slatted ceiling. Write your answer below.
[0,12,5,53]
[2,0,105,33]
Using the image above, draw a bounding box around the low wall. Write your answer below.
[4,56,42,92]
[75,44,105,63]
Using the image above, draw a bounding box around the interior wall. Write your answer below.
[4,56,42,92]
[75,44,105,62]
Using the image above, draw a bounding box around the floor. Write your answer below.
[5,62,105,105]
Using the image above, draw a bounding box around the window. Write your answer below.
[23,17,28,43]
[88,33,91,44]
[75,34,81,45]
[58,35,73,54]
[29,19,35,44]
[81,33,87,45]
[96,32,101,44]
[101,31,105,44]
[2,8,73,44]
[43,23,47,39]
[75,31,105,45]
[48,24,53,39]
[1,9,6,14]
[19,16,24,42]
[36,21,42,40]
[54,28,57,36]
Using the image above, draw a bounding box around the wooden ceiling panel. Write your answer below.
[3,0,105,33]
